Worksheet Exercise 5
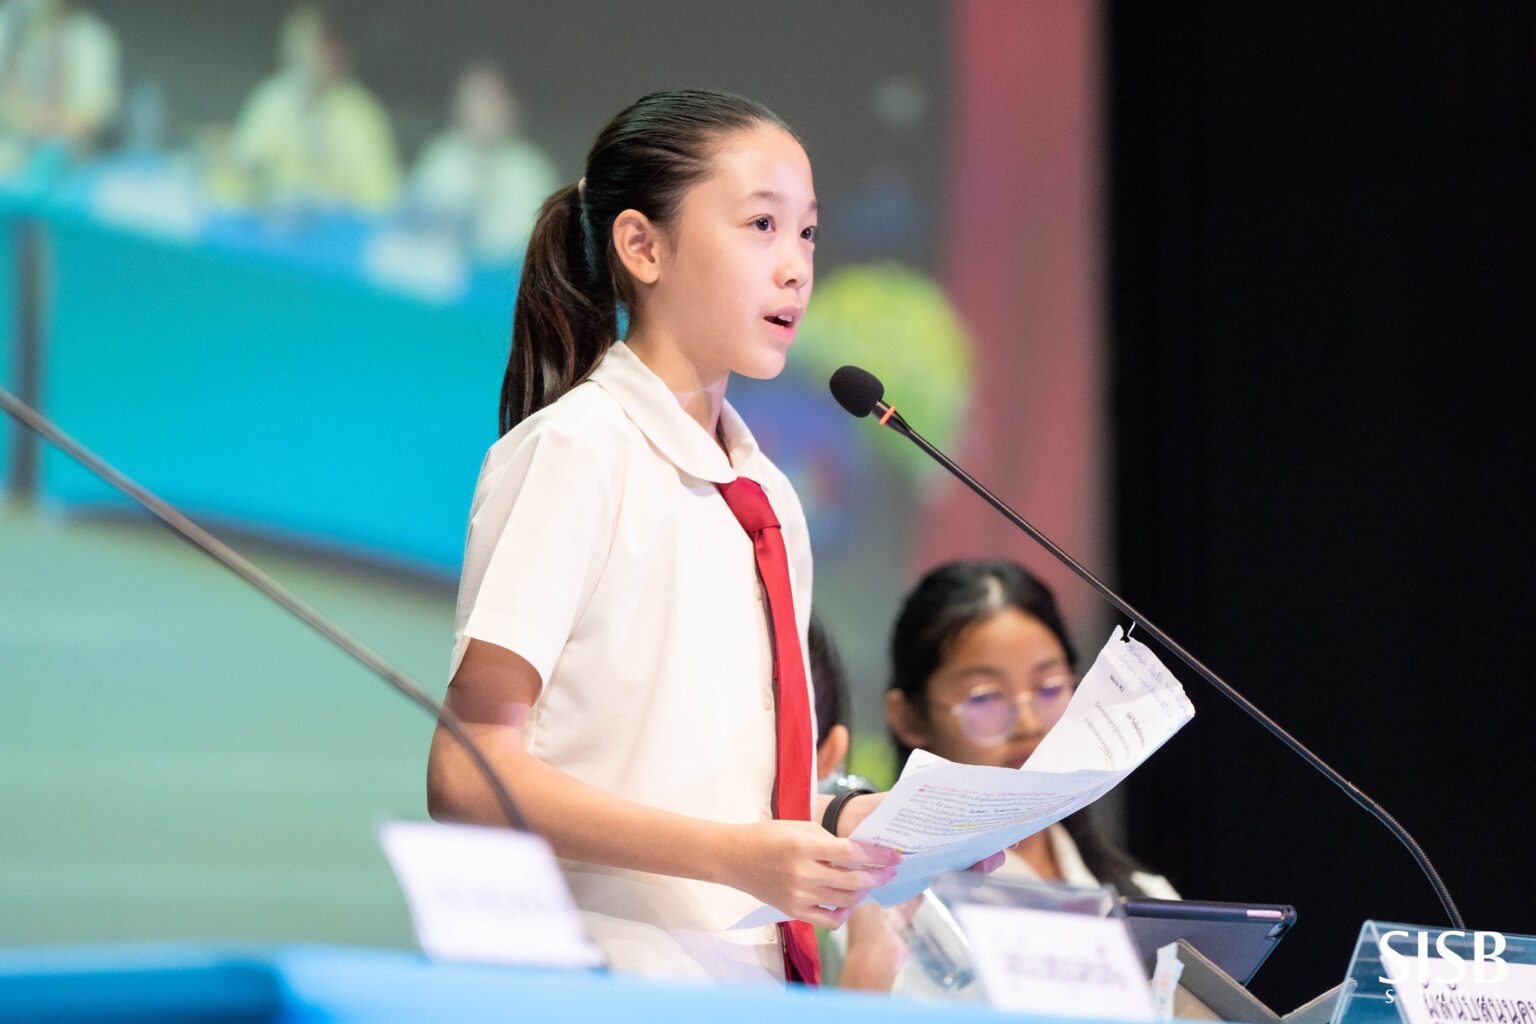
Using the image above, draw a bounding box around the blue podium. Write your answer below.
[0,943,1098,1023]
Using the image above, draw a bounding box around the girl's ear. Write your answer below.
[612,209,662,285]
[816,724,849,783]
[885,690,931,750]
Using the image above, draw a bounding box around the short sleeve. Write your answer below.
[454,412,623,684]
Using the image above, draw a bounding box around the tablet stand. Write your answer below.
[1171,940,1344,1024]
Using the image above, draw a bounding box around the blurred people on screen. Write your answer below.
[0,0,119,171]
[229,5,399,211]
[408,63,558,262]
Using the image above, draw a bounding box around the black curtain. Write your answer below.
[1108,1,1536,1010]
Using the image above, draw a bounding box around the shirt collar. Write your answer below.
[588,341,761,484]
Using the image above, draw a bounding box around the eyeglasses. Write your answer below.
[928,673,1077,747]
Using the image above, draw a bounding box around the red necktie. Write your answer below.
[715,476,821,987]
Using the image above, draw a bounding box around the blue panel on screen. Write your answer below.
[39,215,510,573]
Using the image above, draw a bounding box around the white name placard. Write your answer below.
[1390,957,1536,1024]
[379,820,603,969]
[956,904,1157,1021]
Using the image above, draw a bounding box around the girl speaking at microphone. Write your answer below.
[426,91,926,985]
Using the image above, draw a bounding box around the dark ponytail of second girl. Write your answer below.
[499,90,794,435]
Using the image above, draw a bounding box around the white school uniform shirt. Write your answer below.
[985,824,1180,898]
[450,340,817,983]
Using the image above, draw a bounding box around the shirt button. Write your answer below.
[761,687,774,710]
[760,925,778,943]
[761,803,773,819]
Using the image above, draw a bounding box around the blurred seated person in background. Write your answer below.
[809,615,922,992]
[817,563,1180,996]
[0,0,119,167]
[815,560,1182,998]
[408,63,558,262]
[230,4,399,211]
[886,560,1178,898]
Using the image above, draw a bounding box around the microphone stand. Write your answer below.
[864,399,1463,929]
[1,385,529,833]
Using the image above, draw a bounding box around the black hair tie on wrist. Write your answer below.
[821,788,876,836]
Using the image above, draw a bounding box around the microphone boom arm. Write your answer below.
[869,398,1463,930]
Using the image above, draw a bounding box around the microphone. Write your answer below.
[0,385,528,833]
[829,365,911,435]
[830,364,1464,929]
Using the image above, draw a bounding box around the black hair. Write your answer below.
[889,560,1077,728]
[499,89,794,434]
[809,613,848,749]
[887,559,1158,897]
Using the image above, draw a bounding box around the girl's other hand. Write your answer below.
[940,850,1009,901]
[968,850,1007,874]
[719,820,901,928]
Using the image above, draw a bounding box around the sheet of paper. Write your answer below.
[728,626,1195,923]
[731,902,790,930]
[1386,946,1536,1024]
[1152,941,1186,1020]
[853,626,1195,904]
[1022,625,1198,775]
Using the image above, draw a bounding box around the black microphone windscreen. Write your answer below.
[830,366,884,418]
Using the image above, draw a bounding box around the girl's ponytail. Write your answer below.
[500,183,619,435]
[497,90,794,434]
